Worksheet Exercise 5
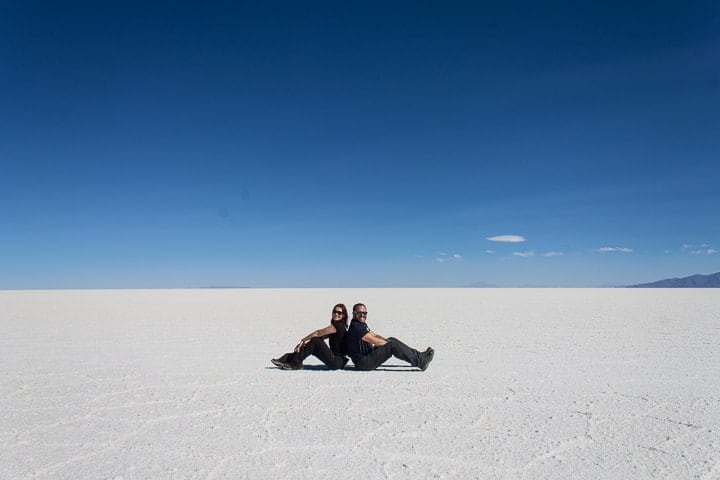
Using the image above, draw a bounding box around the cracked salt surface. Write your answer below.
[1,288,719,479]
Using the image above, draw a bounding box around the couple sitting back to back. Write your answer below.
[272,303,434,371]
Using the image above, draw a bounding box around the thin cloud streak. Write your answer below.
[487,235,526,243]
[597,246,633,253]
[513,251,564,258]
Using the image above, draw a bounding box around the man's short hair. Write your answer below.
[352,303,366,313]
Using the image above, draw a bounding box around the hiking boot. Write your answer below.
[419,347,434,371]
[271,353,291,368]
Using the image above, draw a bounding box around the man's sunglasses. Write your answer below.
[353,311,368,317]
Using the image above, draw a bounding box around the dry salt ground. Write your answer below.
[1,288,719,479]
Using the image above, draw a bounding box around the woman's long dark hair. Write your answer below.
[332,303,349,326]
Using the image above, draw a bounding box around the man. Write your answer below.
[345,303,434,371]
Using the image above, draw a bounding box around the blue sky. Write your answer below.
[2,1,719,288]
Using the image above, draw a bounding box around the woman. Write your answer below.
[271,303,349,370]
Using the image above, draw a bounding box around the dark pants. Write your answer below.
[353,337,423,371]
[288,337,346,370]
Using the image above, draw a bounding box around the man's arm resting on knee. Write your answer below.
[362,331,388,346]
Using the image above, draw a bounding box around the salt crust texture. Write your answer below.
[1,289,719,479]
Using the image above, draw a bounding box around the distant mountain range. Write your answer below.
[464,281,500,288]
[626,272,720,288]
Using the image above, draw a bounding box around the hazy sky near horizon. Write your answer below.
[2,1,719,288]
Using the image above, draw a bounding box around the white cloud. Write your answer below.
[487,235,526,243]
[485,250,496,254]
[597,246,633,253]
[691,248,717,255]
[542,252,564,257]
[513,251,535,257]
[683,243,715,255]
[435,252,463,262]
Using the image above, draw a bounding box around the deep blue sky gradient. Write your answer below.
[2,1,719,287]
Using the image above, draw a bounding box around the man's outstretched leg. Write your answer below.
[353,338,434,371]
[386,337,434,370]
